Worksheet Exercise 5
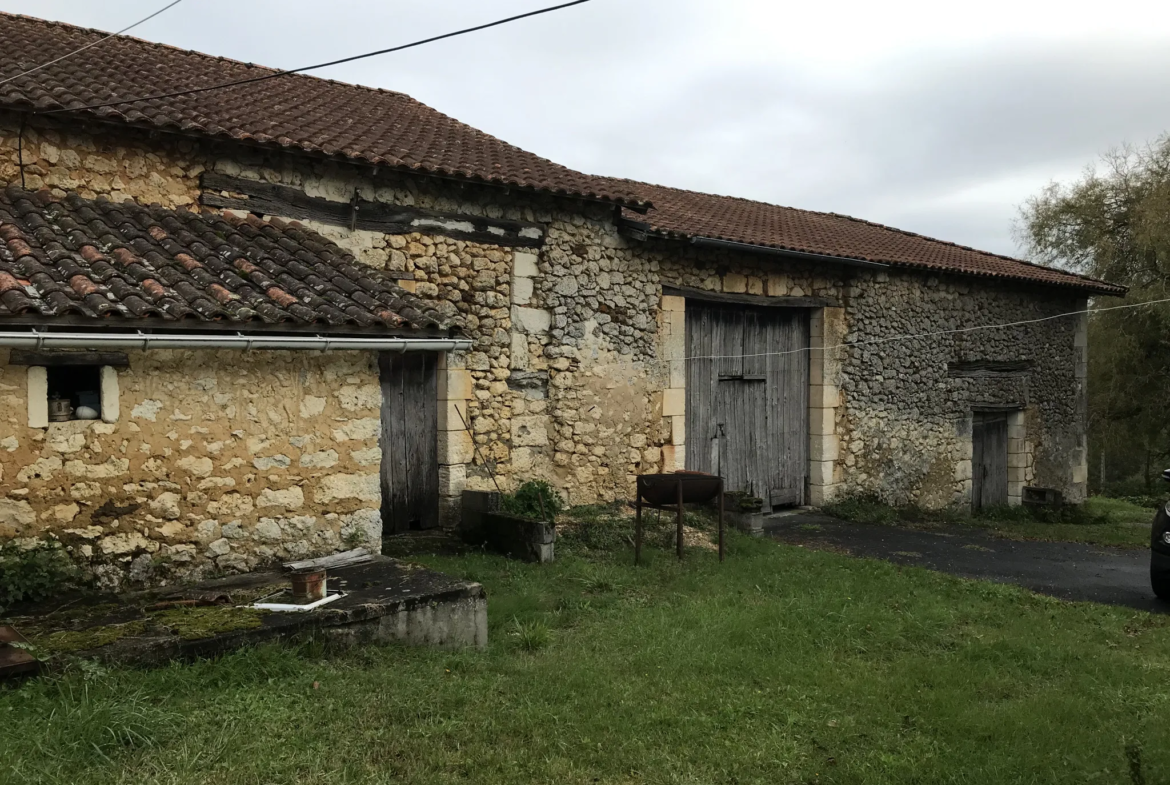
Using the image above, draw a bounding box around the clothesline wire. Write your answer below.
[682,296,1170,362]
[35,0,594,115]
[0,0,185,87]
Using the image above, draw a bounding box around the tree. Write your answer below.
[1019,137,1170,493]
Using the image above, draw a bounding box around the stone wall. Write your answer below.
[834,271,1086,506]
[0,110,1090,530]
[0,113,202,208]
[0,348,383,590]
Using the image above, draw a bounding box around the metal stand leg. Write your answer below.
[635,493,643,566]
[676,476,685,561]
[718,479,725,563]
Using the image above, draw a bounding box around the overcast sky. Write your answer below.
[4,0,1170,257]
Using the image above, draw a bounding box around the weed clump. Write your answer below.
[501,481,565,521]
[507,618,551,652]
[0,540,81,612]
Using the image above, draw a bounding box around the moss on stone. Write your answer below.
[149,605,268,641]
[35,620,148,653]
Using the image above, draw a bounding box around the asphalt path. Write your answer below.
[765,512,1164,613]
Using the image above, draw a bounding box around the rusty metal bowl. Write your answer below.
[636,472,722,506]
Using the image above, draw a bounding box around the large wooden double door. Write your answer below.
[685,302,810,508]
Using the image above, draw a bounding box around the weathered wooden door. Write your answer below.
[379,352,439,535]
[685,302,809,508]
[971,411,1009,511]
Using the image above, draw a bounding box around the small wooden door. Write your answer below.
[685,302,809,507]
[379,352,439,535]
[971,411,1009,511]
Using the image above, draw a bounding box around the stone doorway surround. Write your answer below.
[956,407,1031,507]
[658,291,845,507]
[808,307,846,506]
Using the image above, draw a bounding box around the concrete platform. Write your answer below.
[5,557,486,670]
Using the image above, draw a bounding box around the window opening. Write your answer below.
[46,365,102,421]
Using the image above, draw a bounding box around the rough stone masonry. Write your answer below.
[0,112,1090,589]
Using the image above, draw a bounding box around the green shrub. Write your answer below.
[501,480,565,521]
[0,540,81,612]
[822,493,900,525]
[975,503,1109,526]
[822,492,1121,528]
[1103,493,1164,510]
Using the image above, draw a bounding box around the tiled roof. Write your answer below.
[0,12,646,208]
[612,180,1125,296]
[0,12,1123,296]
[0,185,454,334]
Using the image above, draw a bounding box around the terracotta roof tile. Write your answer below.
[608,179,1124,296]
[0,13,1124,296]
[0,12,645,207]
[0,185,455,334]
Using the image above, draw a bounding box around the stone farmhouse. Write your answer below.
[0,13,1123,587]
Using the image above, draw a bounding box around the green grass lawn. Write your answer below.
[968,496,1157,548]
[5,529,1170,784]
[826,494,1158,549]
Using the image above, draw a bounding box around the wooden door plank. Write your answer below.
[379,354,396,535]
[380,353,441,533]
[972,412,1010,510]
[686,303,714,474]
[987,414,1009,507]
[972,413,986,511]
[416,354,440,529]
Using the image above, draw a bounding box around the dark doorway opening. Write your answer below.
[972,411,1009,511]
[379,352,440,538]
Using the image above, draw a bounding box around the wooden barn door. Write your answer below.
[379,352,439,535]
[685,302,809,508]
[971,411,1009,511]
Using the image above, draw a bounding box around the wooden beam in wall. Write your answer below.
[8,350,130,368]
[662,284,839,309]
[200,172,546,248]
[947,360,1033,378]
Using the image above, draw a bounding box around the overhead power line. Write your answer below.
[0,0,185,87]
[40,0,594,116]
[684,296,1170,363]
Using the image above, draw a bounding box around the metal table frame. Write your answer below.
[634,474,724,565]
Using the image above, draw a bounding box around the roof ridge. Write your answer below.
[605,174,1116,290]
[0,10,411,100]
[0,11,645,205]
